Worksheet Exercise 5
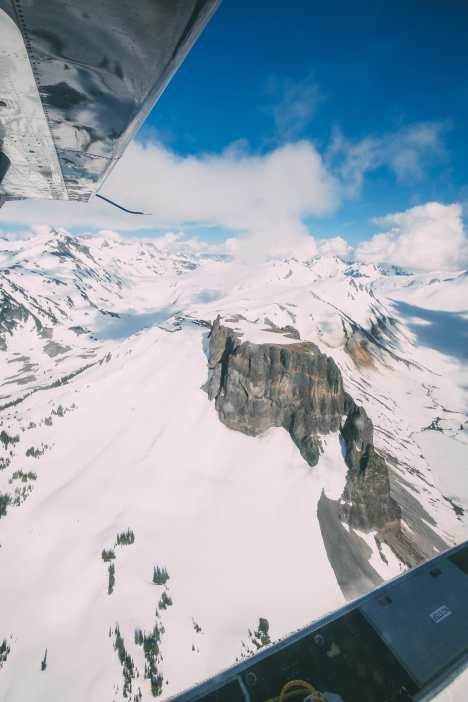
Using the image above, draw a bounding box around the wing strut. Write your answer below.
[95,193,148,216]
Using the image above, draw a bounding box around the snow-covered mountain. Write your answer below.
[0,230,467,701]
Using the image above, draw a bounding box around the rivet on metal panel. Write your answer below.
[245,671,257,688]
[313,633,325,647]
[377,595,393,607]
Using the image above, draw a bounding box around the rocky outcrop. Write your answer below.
[207,316,346,466]
[207,316,401,534]
[339,403,401,530]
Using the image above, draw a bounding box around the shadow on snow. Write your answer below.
[96,307,174,340]
[391,300,468,360]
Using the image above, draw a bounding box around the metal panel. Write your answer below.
[449,543,468,575]
[360,559,468,687]
[0,0,220,201]
[0,5,66,200]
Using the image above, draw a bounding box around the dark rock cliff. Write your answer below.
[339,403,401,530]
[207,316,401,532]
[207,316,346,466]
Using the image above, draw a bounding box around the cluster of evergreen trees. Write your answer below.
[113,626,135,698]
[239,618,272,660]
[106,547,173,696]
[50,403,76,418]
[152,565,169,585]
[9,470,37,483]
[101,549,115,562]
[0,431,19,449]
[12,483,33,507]
[134,621,164,697]
[116,528,135,546]
[0,639,10,669]
[25,444,47,458]
[249,617,271,650]
[158,591,173,610]
[0,494,10,519]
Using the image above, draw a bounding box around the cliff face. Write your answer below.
[339,403,401,530]
[207,316,401,532]
[207,316,346,466]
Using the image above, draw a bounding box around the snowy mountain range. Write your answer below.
[0,229,467,702]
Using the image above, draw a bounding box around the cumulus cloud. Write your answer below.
[144,231,230,257]
[0,223,53,241]
[5,198,466,273]
[0,139,338,260]
[328,122,446,196]
[0,120,452,263]
[316,235,353,259]
[355,202,468,271]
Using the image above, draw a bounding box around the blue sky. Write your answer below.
[139,0,468,245]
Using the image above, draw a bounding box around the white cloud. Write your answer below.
[148,231,230,257]
[328,122,446,196]
[355,202,468,271]
[0,140,338,260]
[81,228,232,258]
[5,199,466,274]
[0,121,452,264]
[316,235,353,259]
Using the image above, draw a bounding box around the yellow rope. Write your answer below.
[264,678,327,702]
[264,690,310,702]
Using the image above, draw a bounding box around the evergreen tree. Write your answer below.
[134,629,144,646]
[108,563,116,595]
[152,565,169,585]
[250,617,271,649]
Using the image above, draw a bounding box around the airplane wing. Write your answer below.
[0,0,220,206]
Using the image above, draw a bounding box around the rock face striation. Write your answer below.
[207,316,346,466]
[339,403,401,530]
[207,316,401,532]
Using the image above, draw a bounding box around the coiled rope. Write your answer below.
[265,678,328,702]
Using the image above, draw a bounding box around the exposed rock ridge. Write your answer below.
[207,316,346,466]
[339,403,401,530]
[207,315,401,532]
